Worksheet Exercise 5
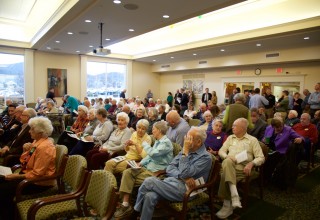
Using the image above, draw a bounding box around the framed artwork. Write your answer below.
[47,68,67,97]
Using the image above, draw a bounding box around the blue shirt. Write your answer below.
[140,135,173,172]
[308,91,320,110]
[166,118,190,147]
[249,94,269,109]
[166,144,212,182]
[66,96,79,113]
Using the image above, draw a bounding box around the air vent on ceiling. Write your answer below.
[124,4,138,10]
[199,60,207,64]
[161,64,170,68]
[53,48,60,51]
[266,52,280,58]
[79,31,89,35]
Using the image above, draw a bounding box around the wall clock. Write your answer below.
[255,68,261,75]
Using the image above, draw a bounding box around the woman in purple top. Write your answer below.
[263,118,303,154]
[205,119,227,159]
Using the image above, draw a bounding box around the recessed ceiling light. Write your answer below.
[304,37,310,40]
[76,50,80,53]
[153,60,156,62]
[67,32,73,35]
[85,20,92,23]
[113,0,121,4]
[256,43,261,47]
[220,49,225,52]
[129,29,135,32]
[55,40,60,43]
[89,45,93,48]
[163,15,170,18]
[46,47,51,50]
[105,38,110,41]
[170,56,174,59]
[193,53,197,56]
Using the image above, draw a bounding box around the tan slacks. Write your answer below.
[104,159,128,174]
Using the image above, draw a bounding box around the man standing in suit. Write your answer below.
[0,108,36,166]
[202,88,212,106]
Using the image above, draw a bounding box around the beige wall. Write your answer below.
[159,62,320,108]
[132,61,160,100]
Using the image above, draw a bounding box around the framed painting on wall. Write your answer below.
[47,68,67,97]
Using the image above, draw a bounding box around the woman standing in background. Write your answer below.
[167,92,173,107]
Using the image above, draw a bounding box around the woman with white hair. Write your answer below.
[56,105,89,151]
[285,110,300,127]
[86,112,132,170]
[199,110,213,131]
[205,119,228,159]
[45,100,59,114]
[69,108,113,157]
[0,117,56,219]
[105,119,151,174]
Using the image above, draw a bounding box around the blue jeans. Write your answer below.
[134,176,186,220]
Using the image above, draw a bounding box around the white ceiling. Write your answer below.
[0,0,320,65]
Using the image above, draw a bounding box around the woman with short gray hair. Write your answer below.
[147,107,159,135]
[199,110,213,132]
[105,118,151,174]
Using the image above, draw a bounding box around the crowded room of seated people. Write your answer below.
[0,1,320,219]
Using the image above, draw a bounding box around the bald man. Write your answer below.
[217,118,265,219]
[166,110,190,147]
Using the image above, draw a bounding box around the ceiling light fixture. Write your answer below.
[113,0,121,4]
[76,50,80,53]
[256,43,261,46]
[89,45,93,47]
[46,47,51,50]
[170,56,174,59]
[163,15,169,18]
[85,20,92,23]
[67,32,73,35]
[105,38,110,41]
[55,40,60,43]
[153,60,156,62]
[129,29,135,32]
[193,53,197,56]
[220,49,225,52]
[304,37,310,40]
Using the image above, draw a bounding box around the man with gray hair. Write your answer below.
[133,127,212,220]
[0,108,36,166]
[217,118,265,219]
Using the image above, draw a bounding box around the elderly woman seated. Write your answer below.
[56,105,89,151]
[69,108,113,157]
[86,112,132,170]
[45,100,59,114]
[146,107,159,135]
[0,117,56,219]
[199,110,213,131]
[105,119,151,174]
[263,117,304,185]
[285,110,300,127]
[129,108,146,131]
[82,108,99,136]
[205,119,227,159]
[248,107,267,141]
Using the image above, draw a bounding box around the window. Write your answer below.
[87,62,126,100]
[0,53,25,107]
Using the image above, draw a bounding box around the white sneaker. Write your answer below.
[216,205,233,219]
[231,196,242,209]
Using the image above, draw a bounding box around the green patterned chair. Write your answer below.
[25,170,118,220]
[159,155,221,220]
[172,142,182,157]
[16,155,88,220]
[188,118,201,127]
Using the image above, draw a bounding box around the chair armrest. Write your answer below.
[27,191,83,220]
[104,188,120,219]
[183,182,212,200]
[15,174,60,202]
[11,164,22,172]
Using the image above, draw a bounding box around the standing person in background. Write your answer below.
[202,88,212,106]
[212,91,218,105]
[120,89,127,99]
[243,90,251,108]
[146,89,153,99]
[249,88,269,109]
[308,82,320,118]
[301,89,311,113]
[228,87,240,105]
[180,88,189,114]
[46,87,56,103]
[174,89,182,105]
[167,92,173,107]
[264,88,276,120]
[293,92,303,117]
[275,90,290,121]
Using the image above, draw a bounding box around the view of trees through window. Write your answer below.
[87,62,126,100]
[0,53,25,107]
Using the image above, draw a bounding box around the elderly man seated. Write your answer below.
[133,127,212,220]
[293,113,318,164]
[166,110,190,147]
[217,118,265,219]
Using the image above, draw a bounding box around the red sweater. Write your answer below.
[293,123,318,144]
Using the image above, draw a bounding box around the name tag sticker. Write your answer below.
[217,136,221,139]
